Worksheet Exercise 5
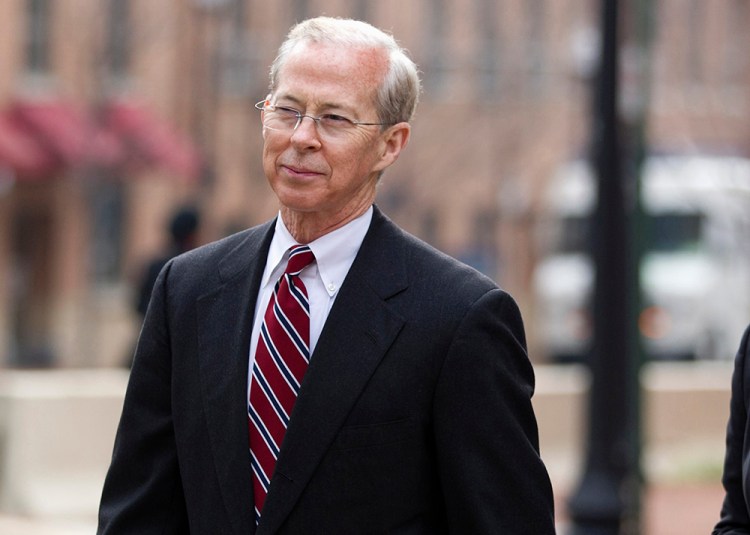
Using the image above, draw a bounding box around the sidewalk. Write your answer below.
[0,365,730,533]
[645,482,724,534]
[0,482,726,534]
[0,515,95,534]
[554,481,724,534]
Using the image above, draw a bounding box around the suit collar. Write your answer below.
[217,219,276,283]
[263,207,374,299]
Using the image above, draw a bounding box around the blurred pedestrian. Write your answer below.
[98,16,555,533]
[715,324,750,534]
[123,205,200,367]
[135,205,201,318]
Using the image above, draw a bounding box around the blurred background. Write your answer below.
[0,0,748,533]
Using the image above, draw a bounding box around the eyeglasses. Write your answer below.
[254,100,393,140]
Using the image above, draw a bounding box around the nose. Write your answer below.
[293,114,320,132]
[290,115,322,150]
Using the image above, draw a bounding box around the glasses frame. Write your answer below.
[254,100,394,136]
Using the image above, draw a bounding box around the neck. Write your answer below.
[281,202,372,244]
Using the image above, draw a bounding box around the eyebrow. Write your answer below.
[274,94,357,116]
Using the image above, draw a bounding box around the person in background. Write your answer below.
[135,205,201,318]
[98,16,555,533]
[714,324,750,534]
[123,205,200,368]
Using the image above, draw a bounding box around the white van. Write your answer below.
[532,154,750,362]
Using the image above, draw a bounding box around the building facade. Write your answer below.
[0,0,747,367]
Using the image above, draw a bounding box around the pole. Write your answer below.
[568,0,641,532]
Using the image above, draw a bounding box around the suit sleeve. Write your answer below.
[714,325,750,535]
[97,261,189,534]
[433,288,556,534]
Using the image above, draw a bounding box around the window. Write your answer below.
[26,0,51,73]
[424,0,447,95]
[353,0,370,22]
[476,0,500,96]
[89,180,125,282]
[107,0,131,77]
[219,0,254,96]
[524,0,547,94]
[648,213,703,253]
[687,0,706,87]
[293,0,308,22]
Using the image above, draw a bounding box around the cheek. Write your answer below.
[262,138,282,167]
[333,139,380,172]
[328,155,362,184]
[261,150,278,186]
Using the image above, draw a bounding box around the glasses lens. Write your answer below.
[263,106,299,131]
[257,102,370,140]
[317,114,357,138]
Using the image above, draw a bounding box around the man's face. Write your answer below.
[262,42,408,229]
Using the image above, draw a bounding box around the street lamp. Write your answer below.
[567,0,642,532]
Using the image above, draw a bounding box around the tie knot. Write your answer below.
[285,245,315,276]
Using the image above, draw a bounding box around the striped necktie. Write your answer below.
[248,245,315,523]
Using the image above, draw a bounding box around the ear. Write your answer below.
[373,122,411,173]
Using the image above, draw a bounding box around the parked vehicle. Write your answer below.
[533,154,750,362]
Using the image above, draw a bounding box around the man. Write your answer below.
[714,324,750,534]
[98,16,555,534]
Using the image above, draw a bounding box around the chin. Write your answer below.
[276,193,322,214]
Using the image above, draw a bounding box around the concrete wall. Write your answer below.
[0,361,733,521]
[0,369,127,518]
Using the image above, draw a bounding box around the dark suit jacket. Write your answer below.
[715,325,750,534]
[98,206,555,534]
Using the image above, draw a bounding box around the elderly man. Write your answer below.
[98,16,555,534]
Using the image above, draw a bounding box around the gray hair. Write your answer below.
[268,16,421,126]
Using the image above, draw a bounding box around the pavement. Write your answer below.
[0,482,726,534]
[0,516,96,534]
[555,481,725,534]
[643,482,724,535]
[0,365,731,533]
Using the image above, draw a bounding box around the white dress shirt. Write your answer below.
[247,206,373,394]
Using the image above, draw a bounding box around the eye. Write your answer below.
[275,106,301,118]
[320,113,354,126]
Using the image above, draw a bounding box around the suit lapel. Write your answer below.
[258,208,409,533]
[196,221,274,535]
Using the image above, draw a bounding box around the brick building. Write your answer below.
[0,0,747,367]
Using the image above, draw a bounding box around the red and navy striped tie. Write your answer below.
[248,245,315,523]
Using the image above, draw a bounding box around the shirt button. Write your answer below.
[327,283,336,292]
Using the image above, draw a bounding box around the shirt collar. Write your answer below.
[263,206,373,297]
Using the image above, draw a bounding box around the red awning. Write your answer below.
[0,112,58,177]
[9,100,123,169]
[103,100,202,181]
[0,98,201,181]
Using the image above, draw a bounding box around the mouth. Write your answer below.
[281,164,324,179]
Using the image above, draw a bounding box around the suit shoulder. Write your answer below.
[397,227,498,293]
[380,221,525,342]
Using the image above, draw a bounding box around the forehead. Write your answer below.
[275,42,388,109]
